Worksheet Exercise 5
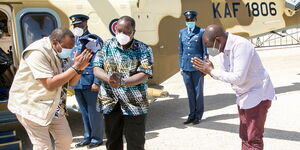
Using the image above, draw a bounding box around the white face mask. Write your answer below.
[57,43,73,59]
[207,39,221,57]
[73,27,84,37]
[116,32,132,45]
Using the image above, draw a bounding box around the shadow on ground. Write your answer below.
[146,82,300,142]
[1,82,300,149]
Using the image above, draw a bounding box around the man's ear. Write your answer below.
[50,39,56,45]
[216,36,224,45]
[51,39,59,51]
[54,39,60,45]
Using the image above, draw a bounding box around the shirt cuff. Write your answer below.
[137,68,153,78]
[210,69,221,80]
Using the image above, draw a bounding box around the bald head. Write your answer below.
[117,16,135,29]
[203,24,225,43]
[202,24,228,53]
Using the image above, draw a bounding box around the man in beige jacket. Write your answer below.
[8,28,92,150]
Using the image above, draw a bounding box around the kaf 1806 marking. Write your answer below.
[213,2,277,18]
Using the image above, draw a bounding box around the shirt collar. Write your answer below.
[82,30,90,36]
[46,37,55,52]
[223,32,234,51]
[116,38,137,50]
[77,30,90,40]
[46,37,51,47]
[191,27,195,31]
[187,27,195,33]
[46,37,62,61]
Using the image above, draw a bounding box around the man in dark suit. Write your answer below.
[69,14,104,149]
[178,10,208,125]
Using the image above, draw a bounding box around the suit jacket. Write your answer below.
[179,26,208,71]
[70,31,103,89]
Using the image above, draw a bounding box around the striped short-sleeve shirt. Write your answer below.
[93,38,154,116]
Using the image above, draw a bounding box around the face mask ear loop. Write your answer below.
[129,31,134,41]
[58,42,62,48]
[212,39,216,49]
[54,42,62,53]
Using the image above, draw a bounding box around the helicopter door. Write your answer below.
[0,5,15,101]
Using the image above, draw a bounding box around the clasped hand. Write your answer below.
[108,72,121,88]
[191,57,214,75]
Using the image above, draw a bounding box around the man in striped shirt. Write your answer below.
[93,16,154,150]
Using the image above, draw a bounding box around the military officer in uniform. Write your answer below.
[69,14,104,149]
[178,10,208,125]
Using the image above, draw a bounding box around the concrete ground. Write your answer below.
[1,45,300,150]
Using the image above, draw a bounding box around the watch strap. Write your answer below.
[71,66,83,74]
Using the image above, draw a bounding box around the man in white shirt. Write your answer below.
[191,24,276,150]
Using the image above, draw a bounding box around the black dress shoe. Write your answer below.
[75,141,91,148]
[183,118,194,124]
[87,142,103,149]
[193,118,200,125]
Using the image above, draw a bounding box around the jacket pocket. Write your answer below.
[80,73,94,85]
[30,99,54,119]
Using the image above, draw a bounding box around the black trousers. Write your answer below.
[104,103,147,150]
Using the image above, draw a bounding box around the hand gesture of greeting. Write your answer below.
[73,49,92,70]
[191,57,214,75]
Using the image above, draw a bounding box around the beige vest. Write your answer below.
[8,37,63,126]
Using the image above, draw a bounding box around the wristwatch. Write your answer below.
[120,79,126,86]
[71,66,83,74]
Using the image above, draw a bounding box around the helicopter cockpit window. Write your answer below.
[21,13,57,48]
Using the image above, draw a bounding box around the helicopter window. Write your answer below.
[20,13,57,48]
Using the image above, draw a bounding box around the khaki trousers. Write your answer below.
[16,114,73,150]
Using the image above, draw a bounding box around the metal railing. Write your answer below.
[249,26,300,48]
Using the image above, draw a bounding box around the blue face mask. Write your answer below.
[186,21,196,29]
[57,43,72,59]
